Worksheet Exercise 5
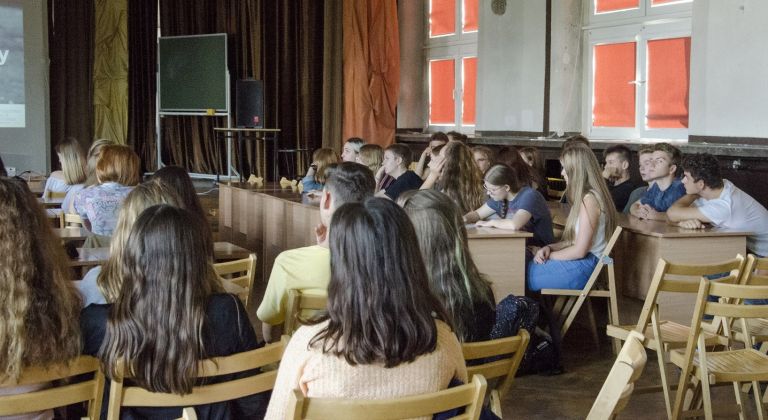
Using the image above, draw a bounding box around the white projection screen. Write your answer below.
[0,0,24,127]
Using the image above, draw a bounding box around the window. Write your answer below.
[426,0,478,133]
[585,0,692,140]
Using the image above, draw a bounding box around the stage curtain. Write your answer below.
[322,0,343,151]
[93,0,128,145]
[127,0,157,171]
[342,0,400,147]
[48,0,94,165]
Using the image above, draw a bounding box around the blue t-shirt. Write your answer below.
[486,186,554,247]
[639,178,686,212]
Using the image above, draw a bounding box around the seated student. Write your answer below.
[0,178,81,419]
[446,130,468,143]
[623,147,655,213]
[257,162,375,342]
[356,143,383,174]
[375,143,423,201]
[73,144,140,236]
[81,205,268,419]
[471,145,495,174]
[415,132,449,179]
[76,183,183,307]
[421,141,484,214]
[43,138,87,207]
[465,164,555,257]
[527,144,617,291]
[602,144,639,211]
[667,153,768,257]
[629,142,686,220]
[150,165,207,221]
[340,137,365,162]
[401,190,496,342]
[265,198,467,419]
[301,148,338,192]
[519,146,549,199]
[497,146,544,196]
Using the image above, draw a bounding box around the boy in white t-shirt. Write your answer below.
[667,153,768,257]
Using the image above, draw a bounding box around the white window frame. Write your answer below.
[583,0,692,141]
[425,0,478,134]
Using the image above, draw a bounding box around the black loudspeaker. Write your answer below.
[235,79,264,128]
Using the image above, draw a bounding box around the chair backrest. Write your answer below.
[284,288,328,334]
[633,255,745,333]
[286,373,488,420]
[106,338,286,420]
[47,190,68,199]
[739,254,768,286]
[586,331,647,419]
[546,177,566,201]
[60,212,84,229]
[213,253,257,308]
[462,329,530,398]
[0,355,105,419]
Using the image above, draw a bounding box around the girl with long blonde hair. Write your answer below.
[527,144,616,291]
[421,141,485,214]
[43,137,88,212]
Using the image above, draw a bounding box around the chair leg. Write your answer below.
[585,299,600,350]
[729,381,746,420]
[657,350,674,419]
[753,380,765,420]
[701,377,714,420]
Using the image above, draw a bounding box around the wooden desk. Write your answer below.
[467,227,532,300]
[54,227,89,242]
[70,242,252,268]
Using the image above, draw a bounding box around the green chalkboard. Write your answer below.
[158,34,228,112]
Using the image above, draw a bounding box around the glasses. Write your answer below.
[483,183,504,194]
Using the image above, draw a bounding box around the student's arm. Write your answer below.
[639,204,668,221]
[414,147,430,177]
[374,166,386,192]
[476,209,532,230]
[549,194,601,261]
[666,194,712,223]
[420,159,444,190]
[464,204,495,224]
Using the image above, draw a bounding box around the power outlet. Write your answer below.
[6,167,16,177]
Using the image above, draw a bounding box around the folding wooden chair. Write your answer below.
[60,212,84,229]
[213,253,257,308]
[283,288,328,334]
[587,330,647,419]
[462,329,530,418]
[0,355,104,419]
[106,338,286,420]
[286,374,487,420]
[670,278,768,420]
[605,255,745,419]
[541,226,623,353]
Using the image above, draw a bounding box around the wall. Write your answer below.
[688,0,768,139]
[475,0,546,133]
[0,0,49,173]
[548,0,582,135]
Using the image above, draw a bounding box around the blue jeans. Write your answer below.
[527,253,599,291]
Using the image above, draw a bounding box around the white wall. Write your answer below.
[476,0,546,132]
[0,0,49,173]
[396,0,425,130]
[688,0,768,138]
[549,0,582,134]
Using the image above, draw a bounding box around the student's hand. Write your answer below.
[636,204,653,219]
[679,219,704,229]
[427,157,445,176]
[421,146,432,158]
[315,223,328,246]
[534,245,551,264]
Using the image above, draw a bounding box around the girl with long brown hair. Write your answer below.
[421,141,485,214]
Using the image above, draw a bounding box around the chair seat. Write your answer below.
[607,322,722,351]
[730,318,768,341]
[670,348,768,383]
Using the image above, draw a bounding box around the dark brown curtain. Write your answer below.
[48,0,94,166]
[127,0,157,172]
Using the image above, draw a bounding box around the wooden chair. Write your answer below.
[586,330,647,419]
[605,255,745,419]
[669,278,768,420]
[46,190,68,199]
[462,329,530,418]
[286,373,488,420]
[541,226,623,353]
[106,338,286,420]
[0,355,105,419]
[213,253,257,308]
[60,212,84,229]
[283,288,328,334]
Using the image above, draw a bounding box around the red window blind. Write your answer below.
[593,42,636,127]
[430,0,455,37]
[595,0,639,13]
[651,0,685,5]
[430,59,455,125]
[462,57,477,125]
[646,37,690,129]
[463,0,478,32]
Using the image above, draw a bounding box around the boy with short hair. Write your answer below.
[375,144,423,200]
[668,153,768,257]
[629,143,686,220]
[602,144,639,211]
[623,147,655,213]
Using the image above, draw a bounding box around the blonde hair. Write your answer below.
[55,138,87,185]
[560,144,616,244]
[96,145,141,186]
[313,148,338,184]
[0,178,81,381]
[358,144,383,174]
[97,183,183,302]
[85,138,117,187]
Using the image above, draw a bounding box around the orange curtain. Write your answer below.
[342,0,400,147]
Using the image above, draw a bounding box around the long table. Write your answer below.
[70,242,252,268]
[218,183,532,304]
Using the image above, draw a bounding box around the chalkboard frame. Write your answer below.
[157,33,229,114]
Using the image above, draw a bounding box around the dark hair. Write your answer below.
[385,144,413,168]
[497,147,536,187]
[653,142,682,168]
[309,198,450,367]
[484,164,526,193]
[604,145,632,163]
[432,144,445,156]
[151,166,207,222]
[324,162,376,206]
[0,155,6,177]
[446,131,467,143]
[100,205,222,394]
[682,153,724,189]
[430,132,449,143]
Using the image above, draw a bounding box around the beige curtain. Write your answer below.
[93,0,128,145]
[342,0,400,147]
[322,0,343,151]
